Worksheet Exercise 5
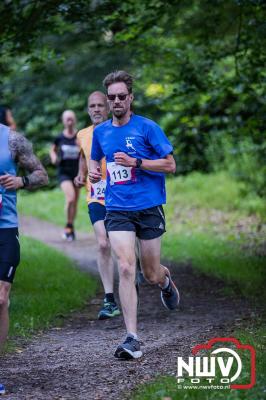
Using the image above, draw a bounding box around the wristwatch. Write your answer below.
[136,158,142,168]
[22,176,30,188]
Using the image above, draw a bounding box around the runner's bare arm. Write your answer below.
[49,144,58,165]
[5,109,17,130]
[138,154,176,173]
[74,151,87,187]
[89,159,102,183]
[8,130,49,189]
[114,152,176,174]
[79,151,88,177]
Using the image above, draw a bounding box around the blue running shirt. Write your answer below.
[91,114,173,211]
[0,124,18,228]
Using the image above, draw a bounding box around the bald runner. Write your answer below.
[75,91,120,320]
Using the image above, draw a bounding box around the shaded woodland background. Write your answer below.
[0,0,265,195]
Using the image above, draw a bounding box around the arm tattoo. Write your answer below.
[9,130,49,189]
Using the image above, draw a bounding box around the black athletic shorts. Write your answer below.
[104,205,166,240]
[58,173,76,184]
[88,202,107,225]
[0,228,20,283]
[58,167,78,184]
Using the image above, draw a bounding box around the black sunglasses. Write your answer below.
[106,93,129,101]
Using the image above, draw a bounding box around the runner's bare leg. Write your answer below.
[108,231,137,334]
[0,281,11,349]
[60,180,77,225]
[93,220,114,293]
[139,237,167,285]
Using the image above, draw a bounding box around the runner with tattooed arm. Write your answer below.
[0,124,48,394]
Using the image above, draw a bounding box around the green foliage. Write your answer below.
[207,137,266,197]
[10,236,97,338]
[133,2,266,194]
[1,1,265,197]
[119,1,266,195]
[3,36,132,184]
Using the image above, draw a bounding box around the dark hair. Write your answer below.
[103,70,133,93]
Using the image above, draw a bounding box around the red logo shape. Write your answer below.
[192,337,256,389]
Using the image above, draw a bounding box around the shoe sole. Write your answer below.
[161,267,180,310]
[114,347,143,360]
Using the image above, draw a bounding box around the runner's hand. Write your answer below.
[114,152,136,167]
[0,174,23,190]
[50,153,58,165]
[74,174,86,188]
[88,168,102,184]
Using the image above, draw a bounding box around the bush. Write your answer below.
[207,135,266,197]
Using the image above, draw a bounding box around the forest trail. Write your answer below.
[1,216,252,400]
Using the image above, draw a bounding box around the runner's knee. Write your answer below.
[97,237,110,254]
[0,291,9,308]
[118,260,135,280]
[66,197,75,207]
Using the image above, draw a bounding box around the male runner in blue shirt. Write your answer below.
[89,71,179,360]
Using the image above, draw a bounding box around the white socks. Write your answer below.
[128,332,138,340]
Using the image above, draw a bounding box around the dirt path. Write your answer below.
[1,216,253,399]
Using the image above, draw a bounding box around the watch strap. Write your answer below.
[22,176,30,188]
[136,158,142,168]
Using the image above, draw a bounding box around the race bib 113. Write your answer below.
[107,162,137,185]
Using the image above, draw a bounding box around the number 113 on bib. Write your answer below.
[107,162,137,185]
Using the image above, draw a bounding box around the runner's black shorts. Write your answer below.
[57,167,79,184]
[104,205,166,240]
[0,228,20,283]
[88,202,107,225]
[58,173,76,184]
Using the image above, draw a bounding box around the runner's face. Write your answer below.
[88,94,108,125]
[107,82,133,119]
[62,112,76,129]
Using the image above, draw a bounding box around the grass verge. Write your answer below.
[18,171,266,232]
[163,172,266,300]
[18,171,265,298]
[162,232,265,300]
[166,171,266,217]
[18,187,91,232]
[9,236,97,339]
